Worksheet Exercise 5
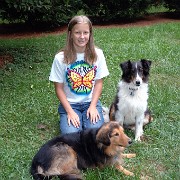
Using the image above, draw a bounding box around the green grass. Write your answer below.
[0,22,180,179]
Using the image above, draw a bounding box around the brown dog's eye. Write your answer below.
[115,133,119,136]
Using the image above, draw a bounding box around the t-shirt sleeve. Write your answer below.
[49,53,65,83]
[95,48,109,80]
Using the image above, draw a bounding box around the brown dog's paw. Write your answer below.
[122,153,136,158]
[115,165,134,176]
[124,169,134,176]
[127,153,136,158]
[127,171,134,176]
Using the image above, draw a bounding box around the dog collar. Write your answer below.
[129,87,138,96]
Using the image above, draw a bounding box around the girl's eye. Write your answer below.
[74,31,89,35]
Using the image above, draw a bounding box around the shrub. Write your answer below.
[82,0,155,22]
[0,0,83,26]
[0,0,164,25]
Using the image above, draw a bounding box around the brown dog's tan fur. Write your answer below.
[96,123,136,176]
[31,122,136,179]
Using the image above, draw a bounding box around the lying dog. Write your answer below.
[30,122,136,179]
[109,59,153,141]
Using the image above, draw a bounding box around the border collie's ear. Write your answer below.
[141,59,152,77]
[141,59,152,69]
[96,129,111,146]
[120,60,131,71]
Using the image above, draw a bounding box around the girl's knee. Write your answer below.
[60,125,82,135]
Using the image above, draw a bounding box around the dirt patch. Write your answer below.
[0,54,14,68]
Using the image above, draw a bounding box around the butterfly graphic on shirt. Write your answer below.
[67,66,97,94]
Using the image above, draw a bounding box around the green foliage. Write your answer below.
[147,3,169,13]
[82,0,154,22]
[0,0,163,25]
[0,22,180,179]
[0,0,83,26]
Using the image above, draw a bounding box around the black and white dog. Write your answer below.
[107,59,153,141]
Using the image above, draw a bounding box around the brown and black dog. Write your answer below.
[30,122,136,179]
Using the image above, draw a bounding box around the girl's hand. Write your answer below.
[67,110,80,128]
[87,106,100,124]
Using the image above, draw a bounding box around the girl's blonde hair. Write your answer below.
[62,15,97,65]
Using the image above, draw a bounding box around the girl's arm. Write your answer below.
[54,82,80,128]
[87,79,103,123]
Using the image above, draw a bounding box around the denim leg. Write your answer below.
[58,104,83,135]
[82,100,104,130]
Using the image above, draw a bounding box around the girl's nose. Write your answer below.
[80,33,84,38]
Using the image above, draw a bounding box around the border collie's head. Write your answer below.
[120,59,151,86]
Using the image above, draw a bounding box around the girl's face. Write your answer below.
[71,23,90,53]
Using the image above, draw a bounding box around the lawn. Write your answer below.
[0,22,180,179]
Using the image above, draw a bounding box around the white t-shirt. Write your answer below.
[49,48,109,103]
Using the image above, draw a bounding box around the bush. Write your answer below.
[82,0,155,22]
[0,0,163,26]
[163,0,180,12]
[0,0,83,26]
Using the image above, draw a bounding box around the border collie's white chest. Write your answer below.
[115,81,148,125]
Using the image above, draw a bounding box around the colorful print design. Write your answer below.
[66,60,97,95]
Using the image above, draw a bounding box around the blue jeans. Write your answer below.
[58,100,104,135]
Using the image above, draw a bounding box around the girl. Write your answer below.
[49,15,109,135]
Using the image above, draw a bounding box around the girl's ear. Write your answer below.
[68,31,72,38]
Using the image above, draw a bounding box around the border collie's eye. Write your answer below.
[131,70,135,73]
[139,67,143,72]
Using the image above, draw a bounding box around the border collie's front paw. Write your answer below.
[135,136,141,141]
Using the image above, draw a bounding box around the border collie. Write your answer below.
[108,59,153,141]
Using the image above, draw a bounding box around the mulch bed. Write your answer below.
[0,12,179,68]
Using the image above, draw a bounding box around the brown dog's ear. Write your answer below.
[96,128,111,146]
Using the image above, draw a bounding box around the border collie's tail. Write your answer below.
[102,106,110,122]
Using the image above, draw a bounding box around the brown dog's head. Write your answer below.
[96,122,132,156]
